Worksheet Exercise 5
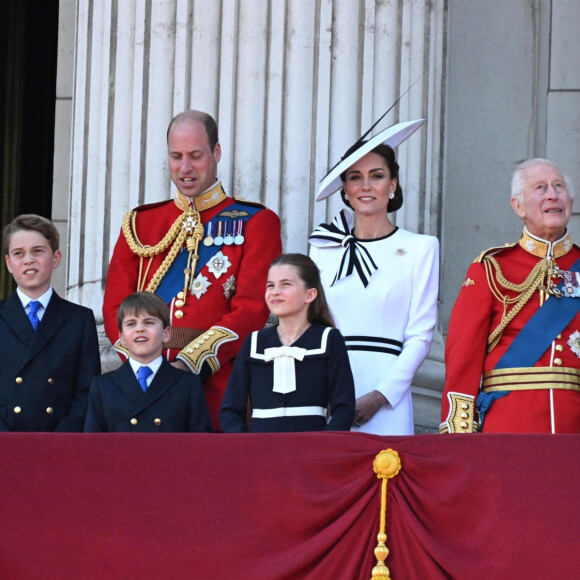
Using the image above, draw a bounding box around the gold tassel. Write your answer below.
[370,449,402,580]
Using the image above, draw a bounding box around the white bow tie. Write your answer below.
[264,346,307,394]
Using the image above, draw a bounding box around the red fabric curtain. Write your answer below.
[0,433,579,579]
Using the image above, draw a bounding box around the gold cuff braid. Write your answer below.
[113,340,131,359]
[176,326,238,375]
[440,392,478,433]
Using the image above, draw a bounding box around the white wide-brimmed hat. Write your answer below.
[316,118,425,201]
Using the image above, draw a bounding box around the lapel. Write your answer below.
[133,360,180,415]
[113,359,179,413]
[0,293,36,349]
[112,362,146,406]
[23,292,69,366]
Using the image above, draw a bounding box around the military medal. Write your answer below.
[208,251,232,279]
[214,221,224,246]
[561,269,580,297]
[203,222,214,247]
[234,220,245,245]
[190,273,211,299]
[224,221,234,245]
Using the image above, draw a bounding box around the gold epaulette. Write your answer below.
[232,197,269,210]
[131,199,173,213]
[176,326,238,375]
[474,242,517,263]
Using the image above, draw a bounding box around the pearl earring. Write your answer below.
[344,194,350,201]
[389,192,395,200]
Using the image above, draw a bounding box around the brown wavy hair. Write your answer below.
[269,253,335,328]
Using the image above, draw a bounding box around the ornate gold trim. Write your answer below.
[176,326,238,375]
[483,366,580,392]
[519,228,573,259]
[173,182,228,213]
[114,340,131,359]
[440,392,478,433]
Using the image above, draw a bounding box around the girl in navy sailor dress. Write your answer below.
[219,254,355,433]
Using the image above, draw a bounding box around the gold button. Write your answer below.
[461,412,468,419]
[554,358,562,366]
[46,407,53,414]
[209,330,215,336]
[203,334,210,340]
[48,378,54,384]
[557,334,562,339]
[130,418,138,425]
[175,300,184,308]
[460,421,468,429]
[177,291,185,300]
[14,406,22,414]
[154,418,161,425]
[460,403,468,410]
[555,344,564,352]
[175,310,184,319]
[15,377,23,384]
[187,348,194,354]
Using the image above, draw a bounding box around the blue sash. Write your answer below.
[478,256,580,423]
[155,202,262,303]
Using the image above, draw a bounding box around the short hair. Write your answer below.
[3,214,60,254]
[166,110,219,151]
[339,143,403,213]
[511,158,575,204]
[269,253,335,328]
[117,292,171,331]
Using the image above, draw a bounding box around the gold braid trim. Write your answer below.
[122,210,185,258]
[121,209,193,294]
[484,256,548,352]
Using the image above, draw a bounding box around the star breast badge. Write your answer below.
[190,273,211,299]
[207,251,231,279]
[567,331,580,358]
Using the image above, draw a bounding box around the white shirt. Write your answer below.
[128,356,163,388]
[17,286,53,322]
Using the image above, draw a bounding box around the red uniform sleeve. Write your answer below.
[441,261,493,427]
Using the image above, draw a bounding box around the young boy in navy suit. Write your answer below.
[85,292,212,432]
[1,214,101,431]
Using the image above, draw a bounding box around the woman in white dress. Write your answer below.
[309,120,439,435]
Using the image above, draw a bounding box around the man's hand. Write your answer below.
[353,390,388,427]
[171,360,190,372]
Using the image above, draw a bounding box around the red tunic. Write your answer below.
[442,229,580,433]
[103,184,282,430]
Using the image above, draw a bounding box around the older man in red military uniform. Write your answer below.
[103,111,282,429]
[441,158,580,433]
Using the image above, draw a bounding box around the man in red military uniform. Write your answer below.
[441,158,580,433]
[103,110,282,429]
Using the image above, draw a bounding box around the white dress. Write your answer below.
[309,209,439,435]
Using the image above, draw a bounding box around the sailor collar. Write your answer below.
[519,227,573,259]
[174,181,227,212]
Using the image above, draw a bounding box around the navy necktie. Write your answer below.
[28,301,41,330]
[137,366,153,391]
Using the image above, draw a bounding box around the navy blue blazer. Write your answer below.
[84,359,212,432]
[0,291,101,432]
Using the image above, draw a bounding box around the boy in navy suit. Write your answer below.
[85,292,211,432]
[1,214,101,431]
